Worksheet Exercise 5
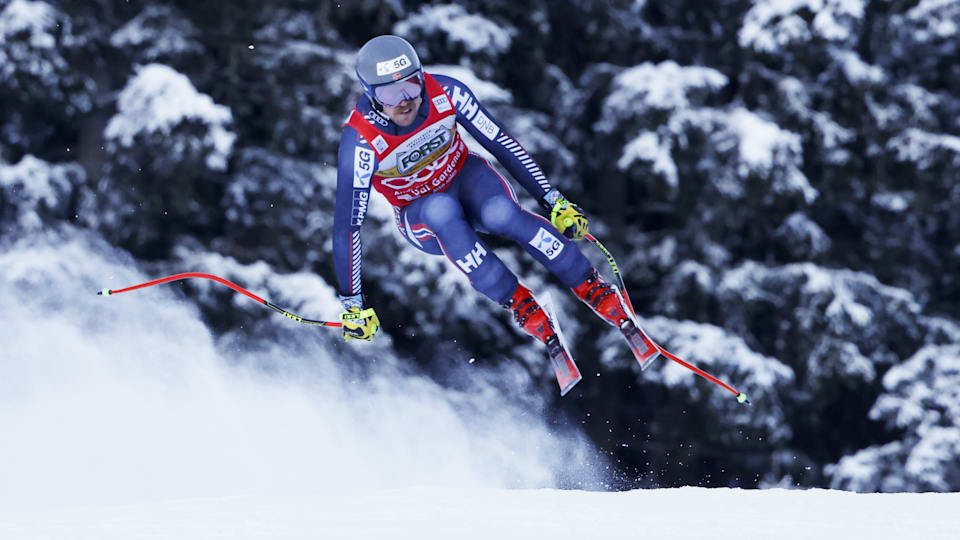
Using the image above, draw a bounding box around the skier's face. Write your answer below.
[382,96,422,127]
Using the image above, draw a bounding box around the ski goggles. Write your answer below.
[373,74,422,107]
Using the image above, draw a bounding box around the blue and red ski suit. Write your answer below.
[333,72,592,305]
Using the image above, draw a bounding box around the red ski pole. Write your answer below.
[98,272,343,327]
[585,234,749,405]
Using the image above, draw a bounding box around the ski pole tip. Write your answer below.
[98,288,111,296]
[737,392,750,405]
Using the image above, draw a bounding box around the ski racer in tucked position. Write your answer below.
[333,35,658,393]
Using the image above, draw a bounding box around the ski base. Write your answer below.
[620,319,661,370]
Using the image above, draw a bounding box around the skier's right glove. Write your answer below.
[340,306,380,342]
[338,294,380,342]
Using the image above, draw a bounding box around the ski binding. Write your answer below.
[612,287,661,370]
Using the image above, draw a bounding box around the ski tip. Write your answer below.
[98,288,111,296]
[559,376,581,397]
[737,392,750,405]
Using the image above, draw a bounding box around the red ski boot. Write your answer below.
[571,270,630,327]
[572,270,661,370]
[505,284,554,344]
[503,284,582,395]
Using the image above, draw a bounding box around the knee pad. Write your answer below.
[479,195,521,234]
[420,192,464,230]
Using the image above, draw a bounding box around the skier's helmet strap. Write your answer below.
[356,35,422,106]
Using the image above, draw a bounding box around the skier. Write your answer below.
[333,35,655,389]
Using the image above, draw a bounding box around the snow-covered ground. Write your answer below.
[2,231,957,540]
[2,486,958,539]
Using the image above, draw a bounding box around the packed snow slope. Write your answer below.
[1,487,958,540]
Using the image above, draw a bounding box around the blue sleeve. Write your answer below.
[333,125,376,297]
[433,74,554,202]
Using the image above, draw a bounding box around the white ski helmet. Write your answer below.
[355,35,423,108]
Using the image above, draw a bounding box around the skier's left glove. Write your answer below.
[544,189,589,241]
[338,294,380,342]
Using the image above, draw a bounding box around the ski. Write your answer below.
[619,319,661,370]
[585,233,749,403]
[540,292,582,396]
[613,287,661,370]
[545,335,580,396]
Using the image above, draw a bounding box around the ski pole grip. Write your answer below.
[340,308,376,321]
